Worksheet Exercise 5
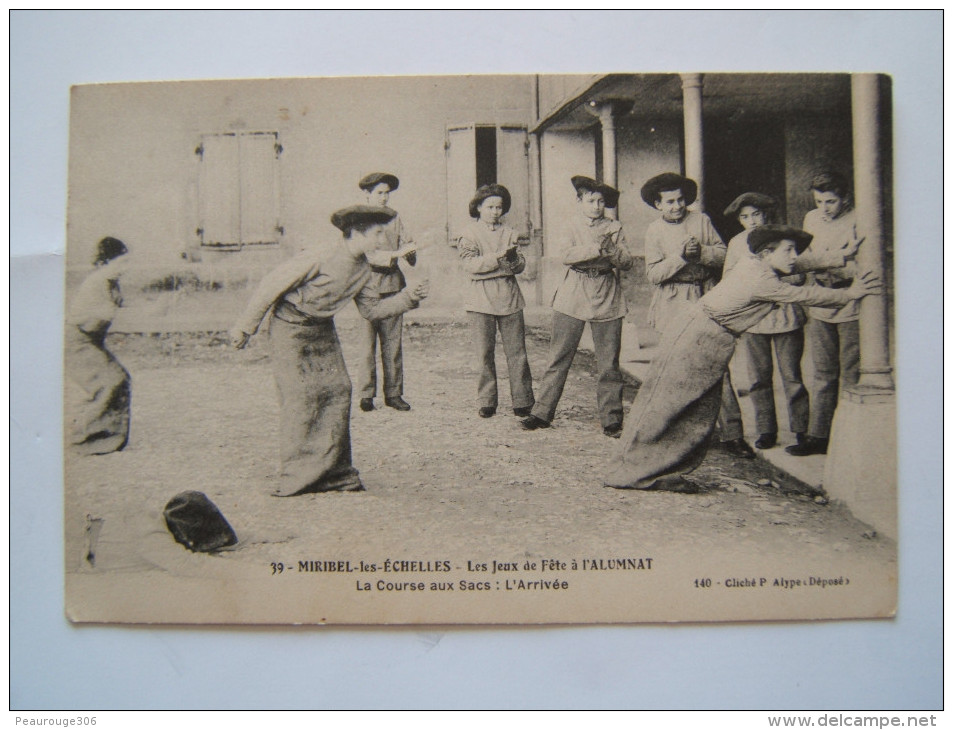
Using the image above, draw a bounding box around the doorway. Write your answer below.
[702,117,786,241]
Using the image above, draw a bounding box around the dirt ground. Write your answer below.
[65,310,896,578]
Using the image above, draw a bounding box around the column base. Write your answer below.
[856,369,895,392]
[822,386,897,540]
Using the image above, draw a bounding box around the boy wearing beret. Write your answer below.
[231,206,428,496]
[723,192,808,451]
[641,172,752,459]
[521,176,632,437]
[355,172,417,413]
[606,225,881,491]
[458,184,534,418]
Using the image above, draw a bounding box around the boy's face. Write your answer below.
[655,189,687,222]
[366,183,392,208]
[347,223,388,256]
[578,190,605,220]
[812,190,845,220]
[738,205,767,231]
[478,195,504,224]
[761,239,799,275]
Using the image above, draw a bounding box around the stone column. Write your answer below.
[585,100,637,353]
[823,73,896,540]
[529,75,545,305]
[680,73,705,208]
[851,73,894,392]
[587,101,620,219]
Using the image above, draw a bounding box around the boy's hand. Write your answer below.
[230,328,250,350]
[411,280,430,302]
[683,237,701,260]
[840,234,863,260]
[848,270,883,299]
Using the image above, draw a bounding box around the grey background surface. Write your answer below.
[11,10,942,709]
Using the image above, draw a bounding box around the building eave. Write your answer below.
[531,73,620,134]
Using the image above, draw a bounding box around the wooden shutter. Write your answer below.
[445,124,476,246]
[197,132,281,247]
[496,126,530,238]
[198,133,241,247]
[239,132,281,245]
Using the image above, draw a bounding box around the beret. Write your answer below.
[570,175,620,209]
[640,172,698,208]
[469,184,512,219]
[723,192,778,218]
[95,236,128,264]
[331,205,397,232]
[747,224,813,255]
[358,172,399,192]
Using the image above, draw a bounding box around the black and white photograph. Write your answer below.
[64,72,897,624]
[12,9,941,712]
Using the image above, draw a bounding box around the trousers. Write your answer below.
[532,311,624,429]
[470,311,534,410]
[807,318,860,439]
[743,329,809,435]
[718,370,744,442]
[355,296,403,399]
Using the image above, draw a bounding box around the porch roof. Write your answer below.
[533,72,852,133]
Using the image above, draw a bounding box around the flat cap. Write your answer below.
[331,205,397,232]
[358,172,399,192]
[723,192,778,219]
[571,175,620,209]
[640,172,698,208]
[469,184,512,218]
[747,224,813,255]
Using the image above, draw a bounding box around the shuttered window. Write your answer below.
[445,124,530,245]
[196,132,282,248]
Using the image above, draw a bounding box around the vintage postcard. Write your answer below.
[64,73,896,624]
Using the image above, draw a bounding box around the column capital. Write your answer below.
[680,73,704,90]
[583,99,632,127]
